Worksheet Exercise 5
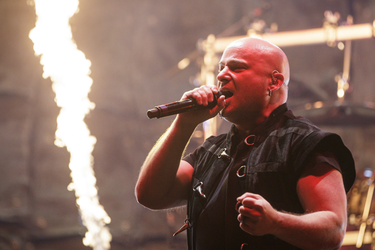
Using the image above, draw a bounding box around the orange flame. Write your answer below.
[29,0,112,249]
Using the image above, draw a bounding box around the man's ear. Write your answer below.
[270,70,284,91]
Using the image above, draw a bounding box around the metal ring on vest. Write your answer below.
[244,135,255,145]
[240,243,249,250]
[236,165,246,178]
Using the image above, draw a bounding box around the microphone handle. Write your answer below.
[147,91,222,119]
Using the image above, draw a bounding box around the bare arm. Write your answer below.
[237,163,348,250]
[135,86,225,210]
[135,117,196,209]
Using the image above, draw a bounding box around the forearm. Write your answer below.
[238,190,347,250]
[136,86,224,209]
[135,116,197,209]
[273,210,346,250]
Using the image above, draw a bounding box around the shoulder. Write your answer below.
[183,133,227,166]
[195,134,227,153]
[283,110,321,132]
[202,133,227,148]
[268,110,326,143]
[284,110,356,192]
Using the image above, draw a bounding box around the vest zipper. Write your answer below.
[173,218,190,236]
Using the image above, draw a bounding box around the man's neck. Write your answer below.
[234,102,287,138]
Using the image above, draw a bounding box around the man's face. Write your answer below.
[217,41,272,126]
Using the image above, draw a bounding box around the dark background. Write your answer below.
[1,0,375,249]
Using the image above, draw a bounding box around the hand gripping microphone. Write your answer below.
[147,91,223,119]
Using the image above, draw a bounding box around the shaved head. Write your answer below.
[226,37,290,86]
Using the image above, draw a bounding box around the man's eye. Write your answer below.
[232,67,244,72]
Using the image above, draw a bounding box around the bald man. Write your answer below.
[135,38,355,250]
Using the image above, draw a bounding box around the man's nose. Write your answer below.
[217,68,231,86]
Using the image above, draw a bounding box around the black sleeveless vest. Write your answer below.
[182,105,355,250]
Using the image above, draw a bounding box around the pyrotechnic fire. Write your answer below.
[29,0,112,249]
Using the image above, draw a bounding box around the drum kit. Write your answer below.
[344,169,375,249]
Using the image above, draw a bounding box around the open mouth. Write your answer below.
[220,89,234,99]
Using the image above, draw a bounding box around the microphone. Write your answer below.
[147,91,223,119]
